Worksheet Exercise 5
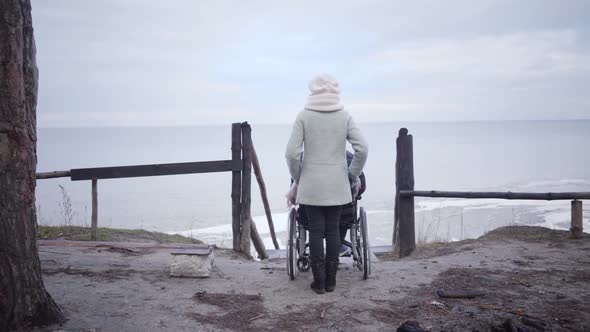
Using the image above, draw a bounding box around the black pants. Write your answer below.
[302,205,343,262]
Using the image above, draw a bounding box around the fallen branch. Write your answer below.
[320,304,332,319]
[260,266,286,271]
[437,289,485,299]
[96,245,140,255]
[521,317,547,330]
[39,250,71,255]
[248,314,265,322]
[478,303,503,311]
[517,279,531,287]
[251,144,280,250]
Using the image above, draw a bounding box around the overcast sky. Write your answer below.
[32,0,590,127]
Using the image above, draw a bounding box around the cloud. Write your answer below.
[31,1,590,126]
[346,102,460,122]
[348,103,424,112]
[372,30,590,78]
[39,111,144,127]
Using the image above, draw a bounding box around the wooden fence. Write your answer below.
[36,122,278,259]
[393,128,590,258]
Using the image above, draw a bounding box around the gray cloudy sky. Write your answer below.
[32,0,590,127]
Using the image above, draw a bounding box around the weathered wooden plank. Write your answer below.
[250,220,268,260]
[231,123,242,252]
[396,128,415,258]
[393,172,399,247]
[393,134,400,249]
[400,190,590,200]
[70,160,238,181]
[240,122,253,258]
[571,200,583,239]
[91,179,98,240]
[252,144,280,250]
[36,170,71,179]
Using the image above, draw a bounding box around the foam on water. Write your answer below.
[514,179,590,189]
[170,175,590,248]
[170,212,290,248]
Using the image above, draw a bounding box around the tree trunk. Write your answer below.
[0,0,65,330]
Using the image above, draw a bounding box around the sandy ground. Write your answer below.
[28,227,590,332]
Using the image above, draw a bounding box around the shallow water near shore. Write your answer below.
[36,120,590,247]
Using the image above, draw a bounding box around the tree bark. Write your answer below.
[0,0,65,329]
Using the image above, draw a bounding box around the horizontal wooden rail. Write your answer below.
[33,122,269,259]
[36,170,71,179]
[70,160,241,181]
[400,190,590,200]
[394,127,587,258]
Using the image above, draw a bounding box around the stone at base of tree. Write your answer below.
[170,247,214,278]
[397,320,426,332]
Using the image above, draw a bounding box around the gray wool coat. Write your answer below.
[285,109,368,206]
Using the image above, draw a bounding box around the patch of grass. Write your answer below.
[380,239,476,261]
[382,225,590,261]
[37,225,202,244]
[479,225,590,242]
[415,240,456,250]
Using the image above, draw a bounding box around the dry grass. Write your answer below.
[37,225,202,244]
[383,226,589,261]
[479,225,590,242]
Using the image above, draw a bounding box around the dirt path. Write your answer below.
[32,227,590,331]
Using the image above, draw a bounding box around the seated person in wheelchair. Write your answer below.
[339,150,366,256]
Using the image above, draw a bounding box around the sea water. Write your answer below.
[36,120,590,247]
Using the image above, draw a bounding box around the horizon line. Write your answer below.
[37,118,590,129]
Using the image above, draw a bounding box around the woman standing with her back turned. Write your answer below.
[285,74,368,294]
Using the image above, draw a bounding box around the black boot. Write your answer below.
[310,259,326,294]
[325,259,339,292]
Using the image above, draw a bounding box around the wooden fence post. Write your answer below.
[395,128,415,257]
[252,144,280,250]
[231,123,242,252]
[571,200,583,239]
[240,122,253,257]
[250,221,269,259]
[91,179,98,240]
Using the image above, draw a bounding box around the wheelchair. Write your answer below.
[286,188,371,280]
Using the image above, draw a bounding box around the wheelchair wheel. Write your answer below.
[359,207,371,280]
[297,255,310,272]
[287,207,298,280]
[350,223,362,271]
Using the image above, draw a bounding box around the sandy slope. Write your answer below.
[31,227,590,332]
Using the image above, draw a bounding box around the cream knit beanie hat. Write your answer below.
[304,73,343,112]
